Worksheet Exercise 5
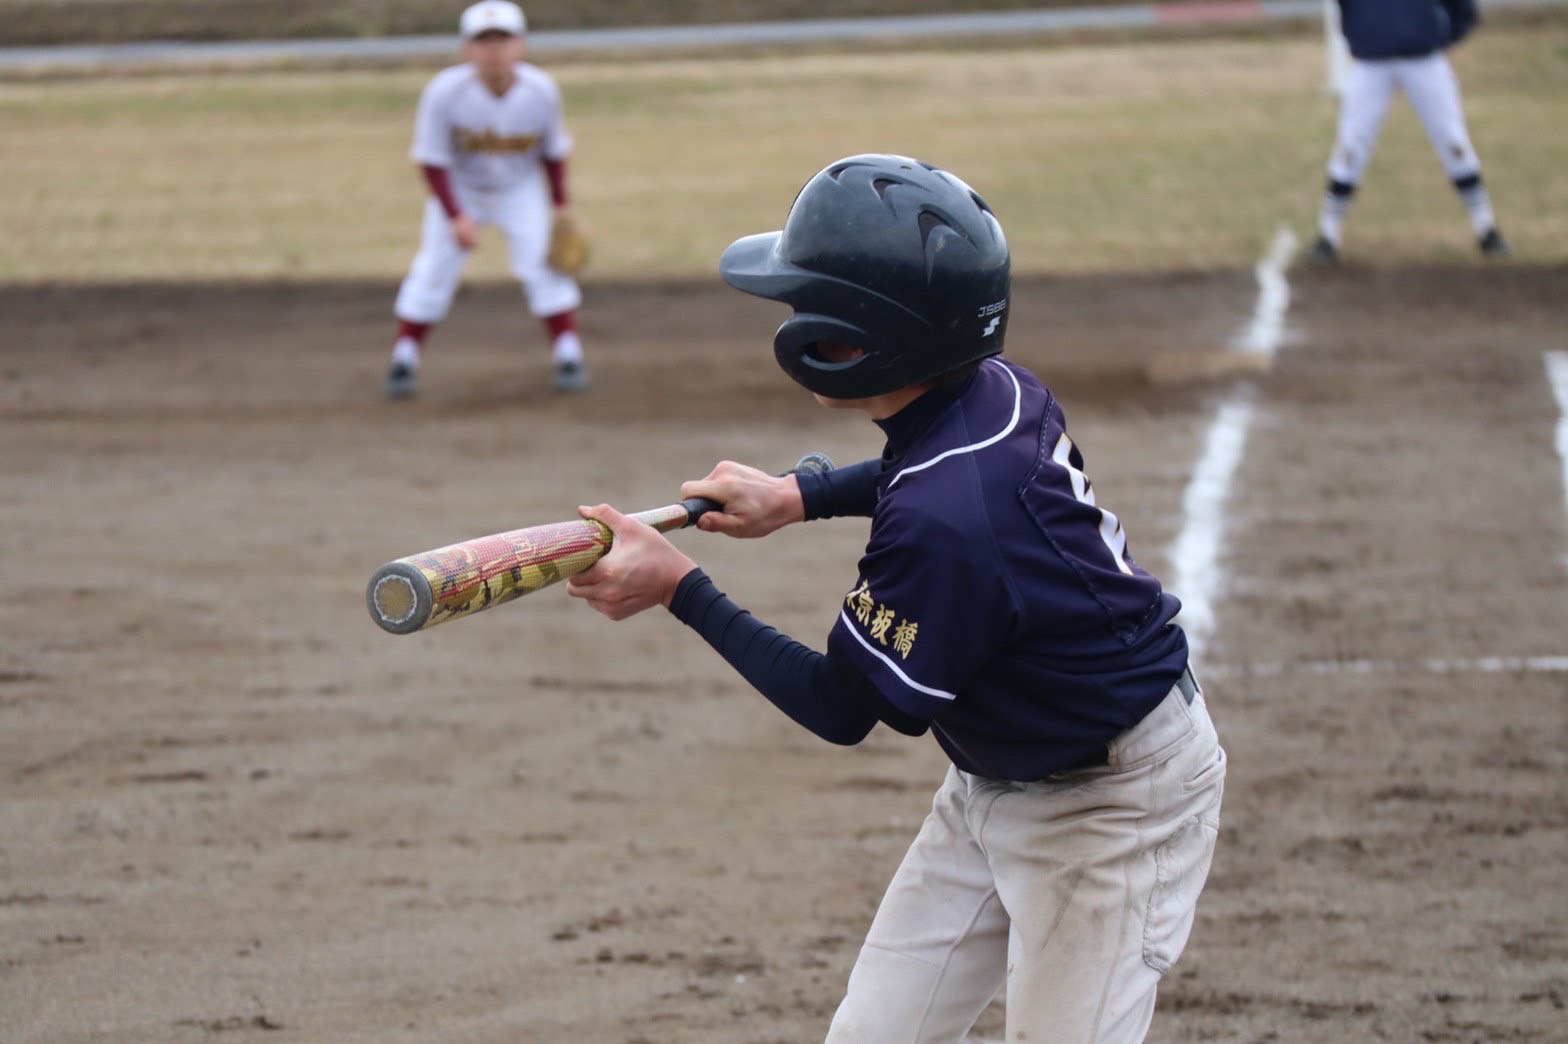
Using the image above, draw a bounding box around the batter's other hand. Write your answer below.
[682,461,805,539]
[451,214,480,251]
[567,504,697,620]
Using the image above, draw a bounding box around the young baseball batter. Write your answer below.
[1309,0,1508,262]
[567,154,1226,1042]
[384,0,589,397]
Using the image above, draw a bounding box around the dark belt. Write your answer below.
[1056,667,1199,774]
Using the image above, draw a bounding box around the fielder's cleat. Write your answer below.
[1478,228,1510,256]
[384,362,418,398]
[553,359,591,392]
[1306,236,1339,265]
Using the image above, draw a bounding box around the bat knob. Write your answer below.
[792,452,835,476]
[367,563,435,634]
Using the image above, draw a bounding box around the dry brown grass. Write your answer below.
[0,18,1563,283]
[2,0,1139,47]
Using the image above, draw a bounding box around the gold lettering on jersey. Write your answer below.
[455,128,541,155]
[846,580,874,626]
[846,580,918,659]
[869,605,895,644]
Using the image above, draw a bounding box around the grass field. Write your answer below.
[1,15,1565,282]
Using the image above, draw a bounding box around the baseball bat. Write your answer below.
[366,452,835,635]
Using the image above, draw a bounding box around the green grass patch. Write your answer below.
[1,21,1564,283]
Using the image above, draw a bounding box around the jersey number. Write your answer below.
[1052,433,1135,575]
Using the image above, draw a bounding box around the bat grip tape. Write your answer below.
[679,496,722,525]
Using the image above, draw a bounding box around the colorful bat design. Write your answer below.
[365,500,710,635]
[366,454,833,635]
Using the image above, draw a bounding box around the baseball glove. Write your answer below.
[547,212,590,276]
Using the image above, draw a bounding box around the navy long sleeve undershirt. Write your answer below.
[797,457,880,521]
[667,568,927,744]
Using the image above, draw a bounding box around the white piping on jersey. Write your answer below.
[838,609,958,702]
[886,358,1022,489]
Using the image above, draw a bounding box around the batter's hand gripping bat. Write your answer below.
[366,453,834,635]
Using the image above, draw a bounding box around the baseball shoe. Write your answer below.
[1478,228,1510,256]
[384,362,417,398]
[553,359,591,392]
[1305,236,1339,265]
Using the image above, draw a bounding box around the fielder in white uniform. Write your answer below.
[385,0,588,397]
[1309,0,1508,262]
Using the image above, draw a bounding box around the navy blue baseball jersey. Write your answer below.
[827,358,1188,780]
[1337,0,1477,60]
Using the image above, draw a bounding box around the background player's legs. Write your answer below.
[1312,59,1398,260]
[1401,53,1507,252]
[826,766,1010,1043]
[541,309,588,391]
[990,688,1224,1042]
[385,319,430,397]
[387,198,472,396]
[495,184,590,391]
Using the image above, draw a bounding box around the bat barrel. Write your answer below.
[367,561,435,634]
[366,453,832,635]
[366,517,614,635]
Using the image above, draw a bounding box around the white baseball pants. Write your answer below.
[826,682,1225,1044]
[394,178,581,324]
[1328,52,1482,185]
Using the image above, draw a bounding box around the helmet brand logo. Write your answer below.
[977,300,1005,337]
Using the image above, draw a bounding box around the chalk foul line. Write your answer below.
[1231,225,1297,358]
[1170,225,1295,662]
[1169,394,1254,658]
[1207,655,1568,680]
[1546,351,1568,572]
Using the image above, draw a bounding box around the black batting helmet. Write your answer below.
[720,154,1011,400]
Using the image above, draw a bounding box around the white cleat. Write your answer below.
[384,362,418,398]
[553,359,591,392]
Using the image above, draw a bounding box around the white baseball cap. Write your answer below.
[460,1,526,39]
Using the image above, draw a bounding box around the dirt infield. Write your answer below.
[3,264,1566,1042]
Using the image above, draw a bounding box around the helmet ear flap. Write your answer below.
[773,314,892,399]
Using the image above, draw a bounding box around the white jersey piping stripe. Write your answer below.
[887,358,1021,489]
[838,609,958,702]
